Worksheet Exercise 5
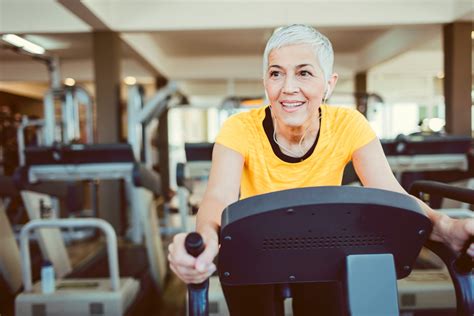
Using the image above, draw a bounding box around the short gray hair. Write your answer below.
[263,24,334,83]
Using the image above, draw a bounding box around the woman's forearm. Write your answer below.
[195,196,229,243]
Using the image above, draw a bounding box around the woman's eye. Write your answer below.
[299,70,312,77]
[269,71,281,78]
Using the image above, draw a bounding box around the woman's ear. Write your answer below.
[325,73,339,100]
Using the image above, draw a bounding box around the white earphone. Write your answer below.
[324,86,331,101]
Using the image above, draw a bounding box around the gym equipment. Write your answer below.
[5,159,167,314]
[14,145,167,277]
[382,135,472,188]
[16,143,161,244]
[187,186,473,316]
[127,81,179,168]
[175,143,213,233]
[0,174,21,213]
[0,200,22,293]
[15,82,178,243]
[0,178,76,316]
[43,85,94,146]
[0,201,22,316]
[12,58,103,245]
[343,135,472,189]
[2,46,170,315]
[394,180,473,314]
[9,82,176,316]
[30,197,163,314]
[15,218,139,316]
[1,173,95,243]
[15,79,94,158]
[20,190,72,279]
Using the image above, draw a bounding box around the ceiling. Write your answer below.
[0,0,472,103]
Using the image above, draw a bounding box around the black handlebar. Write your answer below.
[185,232,210,316]
[424,240,473,315]
[410,180,474,205]
[409,180,474,315]
[186,232,206,257]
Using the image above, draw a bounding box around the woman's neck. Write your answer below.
[272,115,320,157]
[273,115,320,145]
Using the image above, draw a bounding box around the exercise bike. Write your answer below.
[186,184,473,315]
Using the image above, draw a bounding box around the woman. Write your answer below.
[169,24,474,315]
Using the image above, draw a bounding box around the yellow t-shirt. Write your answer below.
[215,104,376,199]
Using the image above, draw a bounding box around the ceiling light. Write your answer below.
[124,76,137,85]
[64,78,76,86]
[436,72,444,79]
[1,34,45,55]
[471,31,474,40]
[24,35,70,50]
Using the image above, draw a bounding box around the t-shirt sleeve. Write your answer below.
[348,109,377,155]
[215,113,249,159]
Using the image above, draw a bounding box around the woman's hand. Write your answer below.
[436,216,474,257]
[168,232,219,284]
[169,143,242,284]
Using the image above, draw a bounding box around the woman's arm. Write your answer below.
[352,138,474,255]
[196,143,244,246]
[169,143,244,283]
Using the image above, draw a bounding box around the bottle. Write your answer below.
[41,260,55,294]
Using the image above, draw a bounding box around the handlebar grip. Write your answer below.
[185,232,206,257]
[185,232,209,316]
[425,239,474,315]
[455,237,473,274]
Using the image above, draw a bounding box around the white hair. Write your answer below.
[263,24,334,83]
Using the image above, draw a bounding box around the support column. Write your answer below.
[93,31,122,231]
[156,77,172,200]
[443,22,472,136]
[355,72,368,117]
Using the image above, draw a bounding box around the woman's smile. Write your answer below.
[280,100,307,112]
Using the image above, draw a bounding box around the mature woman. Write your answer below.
[169,24,474,315]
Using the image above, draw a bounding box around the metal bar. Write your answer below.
[127,85,142,161]
[43,91,56,145]
[28,163,134,182]
[48,56,62,91]
[138,81,177,124]
[72,88,81,141]
[63,88,75,143]
[20,218,120,292]
[74,86,95,143]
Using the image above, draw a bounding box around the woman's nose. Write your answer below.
[282,76,299,94]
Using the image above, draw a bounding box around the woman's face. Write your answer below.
[264,44,328,128]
